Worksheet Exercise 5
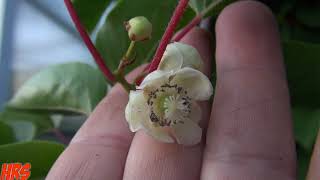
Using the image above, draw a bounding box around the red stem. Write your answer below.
[172,15,202,42]
[52,128,69,145]
[64,0,116,82]
[147,0,190,73]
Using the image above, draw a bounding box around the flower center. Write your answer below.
[146,83,191,127]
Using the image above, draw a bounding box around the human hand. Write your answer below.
[46,1,319,179]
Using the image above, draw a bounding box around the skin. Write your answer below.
[47,1,320,180]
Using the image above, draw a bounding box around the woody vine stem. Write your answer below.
[64,0,220,92]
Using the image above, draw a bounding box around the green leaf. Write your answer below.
[296,145,312,180]
[280,23,320,43]
[188,0,234,17]
[276,0,297,23]
[58,115,86,133]
[72,0,113,32]
[283,41,320,108]
[0,141,64,179]
[205,0,234,17]
[178,6,197,30]
[0,109,54,141]
[203,0,234,17]
[95,0,195,72]
[8,62,107,116]
[0,121,15,145]
[296,6,320,28]
[189,0,207,14]
[293,108,320,152]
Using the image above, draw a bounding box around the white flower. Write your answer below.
[125,43,213,145]
[158,42,203,72]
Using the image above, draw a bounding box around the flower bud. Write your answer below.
[125,16,152,41]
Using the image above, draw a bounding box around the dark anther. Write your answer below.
[150,111,159,122]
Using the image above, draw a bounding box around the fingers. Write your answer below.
[202,1,296,180]
[46,65,146,180]
[123,28,213,180]
[307,130,320,180]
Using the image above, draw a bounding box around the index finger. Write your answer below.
[46,65,146,180]
[202,1,296,179]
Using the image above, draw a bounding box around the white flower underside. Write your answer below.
[126,67,212,145]
[158,42,203,72]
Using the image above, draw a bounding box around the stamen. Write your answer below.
[147,83,192,127]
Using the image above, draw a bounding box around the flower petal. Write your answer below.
[190,102,202,123]
[171,67,213,101]
[174,42,203,71]
[158,43,183,72]
[138,70,169,89]
[144,126,175,143]
[125,90,149,132]
[158,42,203,72]
[173,120,202,145]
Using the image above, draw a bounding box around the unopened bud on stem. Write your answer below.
[125,16,152,42]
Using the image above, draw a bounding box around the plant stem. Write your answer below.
[173,0,224,42]
[117,41,136,75]
[172,15,202,42]
[64,0,116,83]
[201,0,224,17]
[125,41,136,60]
[147,0,190,73]
[115,72,136,92]
[52,128,69,145]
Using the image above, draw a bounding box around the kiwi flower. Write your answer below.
[125,42,213,145]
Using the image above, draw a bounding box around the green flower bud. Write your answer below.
[125,16,152,42]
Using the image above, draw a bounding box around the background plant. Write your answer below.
[0,0,319,179]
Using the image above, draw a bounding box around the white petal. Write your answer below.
[190,102,202,123]
[125,90,149,132]
[138,70,169,89]
[174,42,203,71]
[145,126,175,143]
[158,43,183,72]
[173,120,202,145]
[172,67,213,101]
[158,42,204,72]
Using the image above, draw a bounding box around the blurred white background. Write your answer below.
[0,0,94,109]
